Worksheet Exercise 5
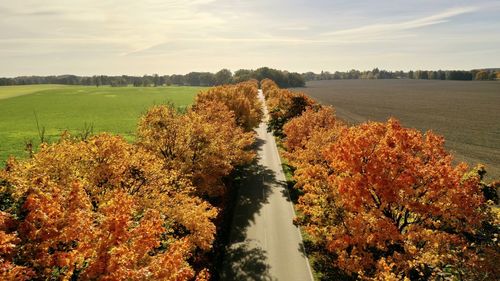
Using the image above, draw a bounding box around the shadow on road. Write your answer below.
[227,163,276,242]
[220,242,277,281]
[219,138,279,280]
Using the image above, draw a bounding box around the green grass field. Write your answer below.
[0,85,203,164]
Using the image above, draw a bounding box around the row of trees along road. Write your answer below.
[261,79,499,281]
[0,67,305,88]
[0,81,263,280]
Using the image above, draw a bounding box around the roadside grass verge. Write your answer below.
[274,137,323,281]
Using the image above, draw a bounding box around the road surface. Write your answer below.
[221,90,314,281]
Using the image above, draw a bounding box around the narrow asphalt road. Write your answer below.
[221,90,314,281]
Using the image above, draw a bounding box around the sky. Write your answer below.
[1,0,499,76]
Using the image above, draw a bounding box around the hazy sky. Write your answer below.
[1,0,499,76]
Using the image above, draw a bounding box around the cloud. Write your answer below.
[0,1,498,75]
[124,5,483,56]
[322,6,478,38]
[0,0,227,55]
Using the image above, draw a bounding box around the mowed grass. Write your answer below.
[0,85,204,164]
[298,80,500,180]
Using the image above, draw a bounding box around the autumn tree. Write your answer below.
[194,81,263,131]
[0,80,264,280]
[475,70,490,80]
[289,118,499,280]
[0,134,218,280]
[0,211,34,280]
[271,77,499,280]
[282,105,343,237]
[138,83,257,198]
[264,86,316,137]
[283,106,339,154]
[260,78,278,96]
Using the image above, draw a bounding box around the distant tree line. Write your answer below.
[302,68,500,81]
[0,67,305,88]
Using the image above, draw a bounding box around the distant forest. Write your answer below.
[303,68,500,81]
[0,67,304,88]
[1,67,498,88]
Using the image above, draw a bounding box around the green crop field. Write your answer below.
[297,79,500,180]
[0,85,204,164]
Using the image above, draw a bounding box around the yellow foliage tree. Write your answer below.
[195,80,262,131]
[0,134,217,280]
[137,102,255,198]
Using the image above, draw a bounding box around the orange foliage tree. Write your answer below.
[261,79,316,137]
[0,134,216,280]
[282,107,344,256]
[287,117,499,280]
[260,78,279,99]
[283,106,340,154]
[0,212,34,280]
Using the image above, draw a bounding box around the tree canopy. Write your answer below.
[0,81,263,280]
[262,80,500,281]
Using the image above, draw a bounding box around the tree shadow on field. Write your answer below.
[217,138,278,281]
